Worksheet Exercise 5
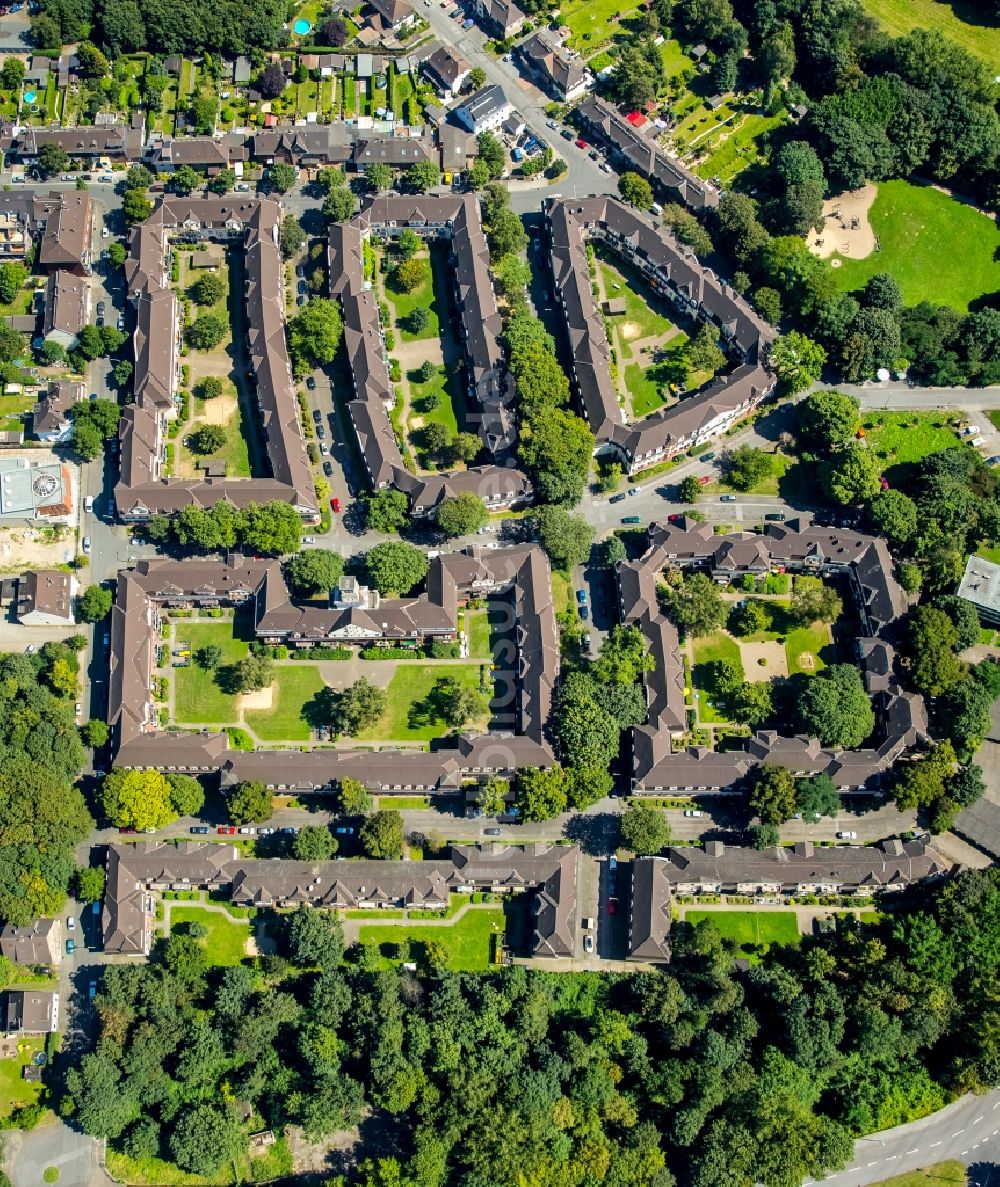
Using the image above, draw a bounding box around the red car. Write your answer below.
[218,825,236,835]
[118,826,136,835]
[607,898,617,915]
[331,497,341,513]
[697,475,711,485]
[575,138,588,149]
[668,513,681,522]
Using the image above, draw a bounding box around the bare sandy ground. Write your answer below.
[237,685,273,712]
[807,184,878,261]
[200,393,237,425]
[739,640,788,681]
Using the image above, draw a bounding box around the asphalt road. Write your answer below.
[804,1088,1000,1187]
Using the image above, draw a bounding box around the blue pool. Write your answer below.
[292,17,311,34]
[22,90,36,104]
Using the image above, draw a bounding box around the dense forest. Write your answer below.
[58,868,1000,1186]
[0,646,92,927]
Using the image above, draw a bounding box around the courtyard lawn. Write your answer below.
[598,259,675,354]
[625,362,670,418]
[408,363,460,460]
[684,909,800,953]
[861,411,963,483]
[467,608,492,659]
[180,380,253,479]
[830,179,1000,312]
[245,665,325,742]
[785,623,834,676]
[173,620,250,723]
[0,1034,44,1118]
[386,261,439,342]
[357,662,488,742]
[691,632,743,724]
[860,0,1000,63]
[170,905,248,966]
[560,0,644,51]
[550,569,572,616]
[358,906,505,971]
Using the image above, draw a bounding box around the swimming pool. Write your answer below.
[292,17,311,34]
[22,90,36,105]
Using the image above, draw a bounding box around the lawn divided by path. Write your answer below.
[860,0,1000,64]
[830,179,1000,311]
[358,907,505,971]
[684,909,800,952]
[173,620,250,723]
[357,662,488,742]
[169,905,249,966]
[245,665,325,742]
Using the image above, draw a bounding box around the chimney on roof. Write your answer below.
[704,840,724,857]
[793,841,814,858]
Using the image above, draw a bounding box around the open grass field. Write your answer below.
[684,909,801,951]
[861,411,963,483]
[0,1034,43,1118]
[691,632,743,724]
[467,608,492,659]
[385,254,439,342]
[872,1163,967,1187]
[245,665,325,741]
[785,623,834,675]
[173,621,250,723]
[357,662,488,741]
[560,0,644,51]
[861,0,1000,62]
[358,906,505,971]
[170,905,248,966]
[829,180,1000,311]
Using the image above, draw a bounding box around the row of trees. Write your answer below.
[58,862,1000,1187]
[141,499,303,555]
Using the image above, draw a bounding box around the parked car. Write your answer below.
[764,512,785,521]
[575,138,588,149]
[579,606,589,620]
[238,826,256,835]
[561,128,574,140]
[88,981,97,999]
[683,809,703,818]
[610,493,626,504]
[720,494,737,502]
[303,535,316,544]
[96,301,106,317]
[297,280,307,294]
[700,451,715,462]
[119,826,135,834]
[218,825,236,835]
[282,826,299,835]
[65,939,75,955]
[484,826,501,836]
[331,497,341,512]
[190,825,210,834]
[583,934,594,953]
[258,827,276,835]
[837,831,858,840]
[582,632,592,650]
[323,461,333,477]
[306,376,316,390]
[575,589,587,604]
[319,442,329,456]
[627,486,639,497]
[74,701,82,715]
[335,825,354,835]
[607,899,617,915]
[66,916,75,930]
[316,425,326,439]
[622,515,641,524]
[546,118,559,130]
[82,536,91,553]
[103,632,110,645]
[117,314,125,330]
[697,475,711,485]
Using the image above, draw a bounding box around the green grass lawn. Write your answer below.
[598,259,675,353]
[467,608,492,659]
[693,111,787,185]
[169,905,248,966]
[660,39,694,78]
[860,0,1000,62]
[871,1163,968,1187]
[0,1034,43,1118]
[551,569,572,617]
[861,411,963,484]
[560,0,643,51]
[408,363,460,465]
[181,383,253,479]
[624,338,691,417]
[715,451,793,496]
[684,909,800,953]
[385,253,439,342]
[830,179,1000,312]
[691,633,743,724]
[358,907,505,971]
[357,662,488,741]
[785,623,834,676]
[245,665,325,742]
[173,621,250,723]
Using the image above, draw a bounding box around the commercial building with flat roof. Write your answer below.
[957,555,1000,625]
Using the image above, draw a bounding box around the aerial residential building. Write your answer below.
[17,568,76,626]
[423,45,472,99]
[42,269,89,350]
[515,31,592,101]
[454,85,513,135]
[31,379,82,442]
[4,990,59,1035]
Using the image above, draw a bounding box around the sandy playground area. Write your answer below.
[200,393,237,425]
[237,685,273,712]
[739,640,788,681]
[807,184,877,261]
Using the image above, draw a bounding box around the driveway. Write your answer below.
[5,1120,112,1187]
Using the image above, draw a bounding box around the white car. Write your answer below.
[238,826,256,835]
[836,831,858,840]
[83,495,94,513]
[683,809,703,818]
[75,702,82,716]
[81,536,91,554]
[66,916,75,930]
[583,934,594,954]
[101,226,109,238]
[302,535,316,544]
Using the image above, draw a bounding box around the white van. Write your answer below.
[971,436,986,447]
